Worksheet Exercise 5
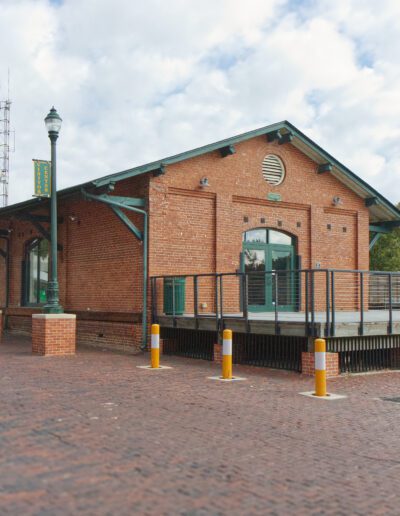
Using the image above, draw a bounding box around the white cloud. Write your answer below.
[1,0,400,205]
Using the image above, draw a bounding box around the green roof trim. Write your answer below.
[1,120,399,221]
[92,121,286,187]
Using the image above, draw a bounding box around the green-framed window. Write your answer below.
[242,228,298,312]
[243,228,294,246]
[23,238,49,305]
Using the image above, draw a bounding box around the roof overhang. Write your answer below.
[0,120,399,224]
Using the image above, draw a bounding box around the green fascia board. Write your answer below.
[15,212,64,224]
[0,179,94,218]
[1,120,400,222]
[372,220,400,229]
[92,121,286,188]
[0,196,49,218]
[282,121,400,220]
[93,120,400,220]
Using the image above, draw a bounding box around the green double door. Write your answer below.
[243,243,295,312]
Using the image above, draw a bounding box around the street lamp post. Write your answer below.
[43,107,63,314]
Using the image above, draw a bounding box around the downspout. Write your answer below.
[82,191,148,351]
[0,235,10,330]
[0,235,9,307]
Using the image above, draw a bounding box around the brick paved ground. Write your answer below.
[1,333,400,515]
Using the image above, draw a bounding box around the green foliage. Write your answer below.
[370,228,400,271]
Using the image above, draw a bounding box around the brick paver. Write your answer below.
[1,333,400,515]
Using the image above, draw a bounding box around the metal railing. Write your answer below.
[150,269,400,337]
[327,335,400,373]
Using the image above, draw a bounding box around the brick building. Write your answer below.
[0,121,399,367]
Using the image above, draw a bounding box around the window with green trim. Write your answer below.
[243,228,294,246]
[24,238,49,305]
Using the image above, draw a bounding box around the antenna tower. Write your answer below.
[0,96,11,207]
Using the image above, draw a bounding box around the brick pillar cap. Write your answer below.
[32,314,76,319]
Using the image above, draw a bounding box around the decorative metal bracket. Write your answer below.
[219,145,235,157]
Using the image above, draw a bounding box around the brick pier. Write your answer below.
[32,313,76,356]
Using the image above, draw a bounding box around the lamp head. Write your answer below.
[332,196,343,206]
[44,106,62,134]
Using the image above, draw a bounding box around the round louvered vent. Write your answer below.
[262,154,285,186]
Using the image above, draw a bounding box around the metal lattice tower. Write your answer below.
[0,98,11,207]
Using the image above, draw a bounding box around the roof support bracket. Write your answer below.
[92,194,145,208]
[153,164,166,177]
[81,188,148,350]
[278,132,294,145]
[32,220,63,252]
[318,163,333,173]
[110,206,143,241]
[82,190,144,241]
[20,212,63,251]
[365,197,379,207]
[369,232,382,250]
[266,130,281,142]
[219,144,235,157]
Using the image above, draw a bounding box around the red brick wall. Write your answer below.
[4,177,148,314]
[0,135,371,348]
[6,314,143,353]
[77,320,142,353]
[8,315,32,334]
[302,351,340,377]
[149,136,370,313]
[1,177,148,352]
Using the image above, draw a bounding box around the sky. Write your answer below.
[1,0,400,205]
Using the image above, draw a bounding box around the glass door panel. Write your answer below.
[244,248,266,307]
[39,239,49,303]
[28,246,38,304]
[270,247,294,310]
[243,234,295,312]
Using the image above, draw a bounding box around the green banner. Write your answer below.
[33,160,51,197]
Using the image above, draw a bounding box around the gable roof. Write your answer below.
[0,120,399,223]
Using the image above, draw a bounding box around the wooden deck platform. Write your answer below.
[157,310,400,337]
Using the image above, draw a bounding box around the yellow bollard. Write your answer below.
[151,324,160,369]
[222,329,233,379]
[314,338,327,397]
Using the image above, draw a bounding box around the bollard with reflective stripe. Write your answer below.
[151,324,160,369]
[314,338,327,397]
[222,329,233,380]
